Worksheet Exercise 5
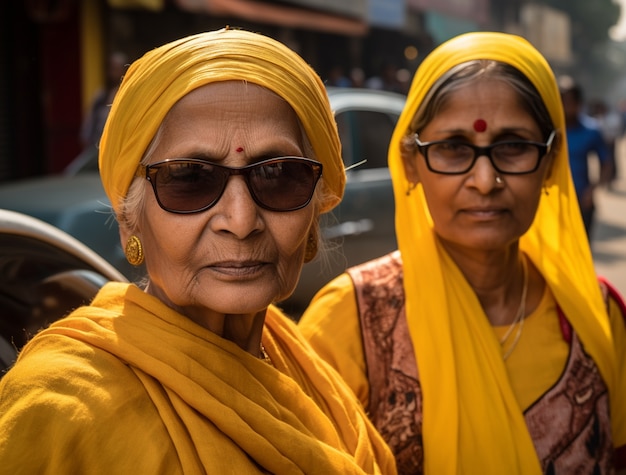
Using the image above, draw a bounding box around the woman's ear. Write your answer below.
[544,131,562,182]
[401,145,420,184]
[118,219,132,251]
[545,156,555,182]
[119,227,130,258]
[303,221,319,263]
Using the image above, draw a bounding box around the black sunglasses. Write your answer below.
[137,157,323,214]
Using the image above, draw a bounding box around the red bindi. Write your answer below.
[473,119,487,132]
[235,147,244,153]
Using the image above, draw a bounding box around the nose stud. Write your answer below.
[495,176,503,185]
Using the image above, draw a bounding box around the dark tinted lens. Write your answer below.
[147,158,322,213]
[154,162,227,212]
[248,160,319,211]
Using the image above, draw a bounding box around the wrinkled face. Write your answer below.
[132,82,316,322]
[403,79,554,253]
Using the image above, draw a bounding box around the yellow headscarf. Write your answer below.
[99,28,345,215]
[389,32,617,473]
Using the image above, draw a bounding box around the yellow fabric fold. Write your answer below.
[0,282,395,474]
[388,32,617,474]
[99,28,345,215]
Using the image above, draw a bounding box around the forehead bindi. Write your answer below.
[473,119,487,132]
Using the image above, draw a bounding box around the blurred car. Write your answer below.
[0,87,406,314]
[0,209,127,375]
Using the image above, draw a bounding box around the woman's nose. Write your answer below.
[209,176,264,238]
[467,154,500,193]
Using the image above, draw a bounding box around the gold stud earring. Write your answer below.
[406,182,417,196]
[125,235,144,266]
[304,230,318,263]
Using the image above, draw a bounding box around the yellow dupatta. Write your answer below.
[388,32,617,473]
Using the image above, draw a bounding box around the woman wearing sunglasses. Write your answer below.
[0,29,396,474]
[300,32,626,474]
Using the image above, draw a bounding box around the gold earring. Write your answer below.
[125,235,144,266]
[406,182,417,196]
[304,230,318,263]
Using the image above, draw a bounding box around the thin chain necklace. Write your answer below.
[500,255,528,360]
[260,342,273,366]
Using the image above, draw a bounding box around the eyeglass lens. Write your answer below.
[426,142,543,174]
[146,157,322,213]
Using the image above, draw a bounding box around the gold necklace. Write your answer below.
[500,255,528,360]
[260,342,273,366]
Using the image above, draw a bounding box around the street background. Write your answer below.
[3,1,626,181]
[592,137,626,295]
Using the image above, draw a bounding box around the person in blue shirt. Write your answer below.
[558,76,612,239]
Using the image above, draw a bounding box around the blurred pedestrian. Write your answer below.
[350,67,366,88]
[558,76,612,239]
[366,62,404,94]
[80,51,128,149]
[589,98,622,189]
[326,65,352,87]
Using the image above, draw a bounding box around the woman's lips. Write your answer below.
[461,207,506,219]
[207,261,268,277]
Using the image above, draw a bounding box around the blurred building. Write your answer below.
[1,0,570,181]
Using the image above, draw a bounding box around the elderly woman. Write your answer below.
[0,29,396,474]
[300,32,626,474]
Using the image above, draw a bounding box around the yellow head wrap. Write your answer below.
[99,28,345,215]
[389,32,617,473]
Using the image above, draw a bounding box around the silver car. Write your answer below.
[0,209,126,373]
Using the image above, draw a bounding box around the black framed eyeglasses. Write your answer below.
[414,130,556,175]
[136,157,323,214]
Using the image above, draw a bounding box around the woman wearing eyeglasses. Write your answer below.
[300,32,626,474]
[0,29,396,474]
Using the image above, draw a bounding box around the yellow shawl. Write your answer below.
[389,32,618,473]
[0,282,395,474]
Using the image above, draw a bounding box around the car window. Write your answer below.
[335,109,399,170]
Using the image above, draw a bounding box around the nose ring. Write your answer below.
[495,176,503,185]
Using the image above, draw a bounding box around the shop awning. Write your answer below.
[175,0,368,36]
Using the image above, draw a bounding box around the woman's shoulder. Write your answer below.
[3,328,138,399]
[0,335,174,472]
[298,272,358,333]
